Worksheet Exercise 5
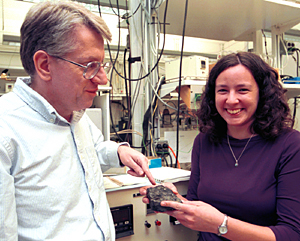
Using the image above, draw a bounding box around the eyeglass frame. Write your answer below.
[52,55,112,80]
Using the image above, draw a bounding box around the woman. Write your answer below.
[140,52,300,240]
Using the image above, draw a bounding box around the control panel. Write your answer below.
[106,181,198,241]
[111,204,134,239]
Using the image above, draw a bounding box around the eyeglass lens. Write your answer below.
[84,62,100,79]
[84,62,112,79]
[102,62,112,75]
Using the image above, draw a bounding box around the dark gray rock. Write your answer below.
[146,185,182,212]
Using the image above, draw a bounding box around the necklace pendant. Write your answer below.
[227,134,254,168]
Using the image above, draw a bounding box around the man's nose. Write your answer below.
[91,67,108,85]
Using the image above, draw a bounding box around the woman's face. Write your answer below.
[215,65,259,137]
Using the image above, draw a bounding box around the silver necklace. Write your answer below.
[227,134,254,167]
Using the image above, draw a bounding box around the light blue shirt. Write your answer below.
[0,78,122,241]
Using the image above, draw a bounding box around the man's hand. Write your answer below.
[118,145,156,185]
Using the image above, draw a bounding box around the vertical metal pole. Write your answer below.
[253,30,263,55]
[271,26,281,73]
[129,0,146,152]
[144,1,151,155]
[129,0,159,155]
[150,12,159,146]
[0,0,4,44]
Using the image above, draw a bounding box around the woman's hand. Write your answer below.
[139,182,182,204]
[161,200,224,234]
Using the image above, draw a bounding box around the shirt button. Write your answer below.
[50,118,54,123]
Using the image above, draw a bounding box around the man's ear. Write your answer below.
[33,50,52,81]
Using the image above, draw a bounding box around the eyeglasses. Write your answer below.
[54,56,112,80]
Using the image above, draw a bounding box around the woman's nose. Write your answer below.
[226,91,239,104]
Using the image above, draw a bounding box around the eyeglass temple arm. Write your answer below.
[56,56,86,68]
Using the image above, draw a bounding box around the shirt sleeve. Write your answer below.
[269,131,300,240]
[0,135,18,241]
[86,115,129,173]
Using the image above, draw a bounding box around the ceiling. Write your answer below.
[158,0,300,41]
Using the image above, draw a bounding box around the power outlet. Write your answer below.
[155,140,169,157]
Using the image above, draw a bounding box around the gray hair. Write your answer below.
[20,1,112,77]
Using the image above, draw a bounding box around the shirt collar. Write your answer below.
[14,77,85,124]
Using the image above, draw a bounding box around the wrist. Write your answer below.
[117,149,125,167]
[117,143,129,167]
[119,160,125,167]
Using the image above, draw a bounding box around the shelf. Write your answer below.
[97,86,112,92]
[160,79,206,97]
[283,83,300,99]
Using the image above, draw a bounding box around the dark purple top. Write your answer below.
[187,130,300,241]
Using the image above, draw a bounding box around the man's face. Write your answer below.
[49,25,108,121]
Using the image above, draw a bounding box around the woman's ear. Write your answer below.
[33,50,52,81]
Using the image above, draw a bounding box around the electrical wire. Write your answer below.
[98,0,145,149]
[293,97,298,122]
[97,0,171,152]
[121,1,145,147]
[162,155,169,166]
[175,0,189,168]
[97,0,134,146]
[97,0,102,16]
[279,34,290,71]
[168,145,181,169]
[141,76,165,155]
[99,0,171,153]
[141,1,152,21]
[122,3,141,20]
[111,129,143,137]
[261,29,269,60]
[147,77,178,111]
[104,0,126,18]
[123,47,131,143]
[106,0,145,149]
[106,0,169,82]
[149,127,155,155]
[124,8,147,149]
[152,0,165,9]
[296,50,299,77]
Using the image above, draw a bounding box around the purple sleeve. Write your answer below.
[186,134,201,201]
[269,131,300,240]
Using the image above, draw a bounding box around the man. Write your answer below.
[0,1,155,240]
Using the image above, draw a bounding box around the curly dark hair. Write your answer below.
[198,52,294,144]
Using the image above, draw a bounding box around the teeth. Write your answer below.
[227,109,241,114]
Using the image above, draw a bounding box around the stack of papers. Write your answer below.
[103,174,148,189]
[149,167,191,183]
